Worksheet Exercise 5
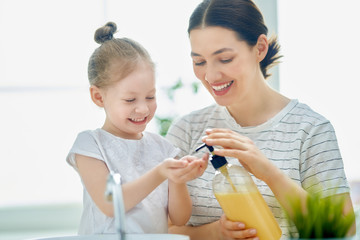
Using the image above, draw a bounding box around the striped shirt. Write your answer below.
[166,99,350,239]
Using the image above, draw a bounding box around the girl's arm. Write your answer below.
[76,153,208,218]
[168,154,209,226]
[76,154,187,217]
[168,181,192,226]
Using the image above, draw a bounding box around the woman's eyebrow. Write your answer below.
[191,48,234,57]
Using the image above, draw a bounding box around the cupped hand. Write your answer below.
[202,128,276,183]
[161,153,209,183]
[218,214,259,240]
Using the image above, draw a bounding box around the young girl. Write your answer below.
[66,22,208,235]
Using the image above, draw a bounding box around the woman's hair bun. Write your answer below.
[94,22,117,44]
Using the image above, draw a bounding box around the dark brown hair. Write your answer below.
[188,0,282,79]
[88,22,154,88]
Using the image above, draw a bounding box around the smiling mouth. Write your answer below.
[129,117,147,124]
[212,81,234,93]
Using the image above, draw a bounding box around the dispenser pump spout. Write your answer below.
[196,143,228,169]
[195,143,214,154]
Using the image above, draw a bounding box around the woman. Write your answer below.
[166,0,355,239]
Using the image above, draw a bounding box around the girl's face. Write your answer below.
[189,26,261,107]
[101,62,157,139]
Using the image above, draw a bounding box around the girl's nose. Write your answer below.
[135,102,149,114]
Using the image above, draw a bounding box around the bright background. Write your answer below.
[0,0,359,239]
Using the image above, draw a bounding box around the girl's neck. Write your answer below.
[102,124,143,140]
[226,83,290,127]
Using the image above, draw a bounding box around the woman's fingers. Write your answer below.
[203,129,253,149]
[219,215,258,239]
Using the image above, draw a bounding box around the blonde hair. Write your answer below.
[88,22,154,88]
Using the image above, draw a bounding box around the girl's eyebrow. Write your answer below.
[191,48,234,57]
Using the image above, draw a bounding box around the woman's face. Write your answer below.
[189,26,260,107]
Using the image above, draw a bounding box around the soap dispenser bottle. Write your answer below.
[196,143,282,240]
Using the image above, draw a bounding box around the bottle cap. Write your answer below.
[196,143,228,169]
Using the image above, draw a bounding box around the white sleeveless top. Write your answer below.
[67,129,179,234]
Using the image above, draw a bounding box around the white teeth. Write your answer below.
[131,117,146,122]
[212,81,233,91]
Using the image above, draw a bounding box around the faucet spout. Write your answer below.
[105,172,126,240]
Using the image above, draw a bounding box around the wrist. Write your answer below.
[154,163,167,182]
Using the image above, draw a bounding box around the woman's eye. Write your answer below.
[220,58,233,63]
[125,98,135,102]
[194,60,206,66]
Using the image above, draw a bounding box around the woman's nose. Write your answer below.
[204,66,221,82]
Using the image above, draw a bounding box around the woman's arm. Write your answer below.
[203,128,356,236]
[169,220,221,240]
[203,128,308,216]
[169,217,258,240]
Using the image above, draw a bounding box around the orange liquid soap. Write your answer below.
[196,143,282,240]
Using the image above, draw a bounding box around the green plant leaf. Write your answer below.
[191,82,200,94]
[286,190,355,238]
[155,116,174,136]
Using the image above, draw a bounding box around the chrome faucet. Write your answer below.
[105,172,126,240]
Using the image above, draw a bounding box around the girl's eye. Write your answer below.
[146,96,155,100]
[125,98,135,102]
[220,58,233,63]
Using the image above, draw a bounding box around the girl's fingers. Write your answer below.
[164,158,188,168]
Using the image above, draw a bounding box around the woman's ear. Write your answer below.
[256,34,268,62]
[90,85,105,107]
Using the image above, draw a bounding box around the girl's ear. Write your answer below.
[256,34,268,62]
[90,85,105,107]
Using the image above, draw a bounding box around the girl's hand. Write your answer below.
[203,128,276,183]
[218,214,258,240]
[160,153,208,183]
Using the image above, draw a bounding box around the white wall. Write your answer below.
[278,0,360,182]
[0,0,209,207]
[1,0,358,213]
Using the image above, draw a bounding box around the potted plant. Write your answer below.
[286,190,356,239]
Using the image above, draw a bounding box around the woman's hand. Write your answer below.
[218,215,258,240]
[202,128,276,183]
[160,153,209,183]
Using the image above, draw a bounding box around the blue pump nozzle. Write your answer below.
[196,143,228,169]
[195,143,215,154]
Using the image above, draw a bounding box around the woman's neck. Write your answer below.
[226,84,290,127]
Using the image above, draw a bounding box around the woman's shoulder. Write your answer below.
[283,100,336,137]
[289,100,330,124]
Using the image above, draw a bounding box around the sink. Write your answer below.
[28,233,189,240]
[30,174,191,240]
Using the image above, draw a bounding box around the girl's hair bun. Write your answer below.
[94,22,117,44]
